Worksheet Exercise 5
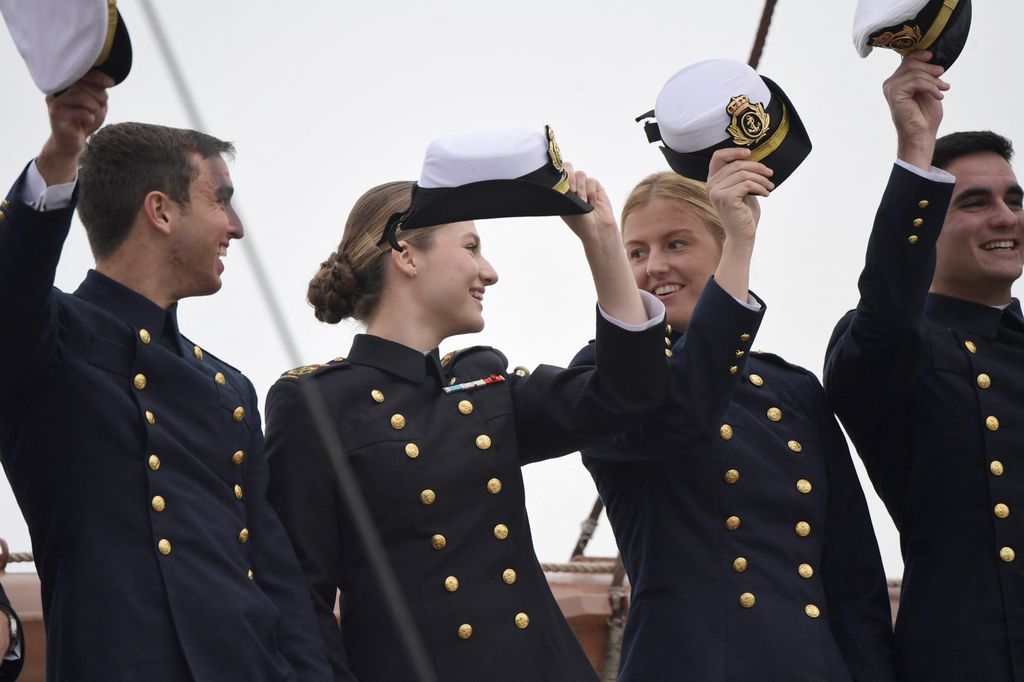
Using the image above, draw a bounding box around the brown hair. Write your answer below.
[308,181,437,323]
[620,171,725,243]
[78,122,235,259]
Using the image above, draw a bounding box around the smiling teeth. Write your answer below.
[654,285,681,296]
[217,246,227,257]
[471,292,483,300]
[983,241,1015,250]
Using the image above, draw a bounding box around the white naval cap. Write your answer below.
[852,0,972,69]
[637,59,811,188]
[379,126,591,249]
[0,0,132,94]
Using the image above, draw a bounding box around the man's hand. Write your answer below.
[37,70,114,185]
[706,147,773,247]
[883,51,949,169]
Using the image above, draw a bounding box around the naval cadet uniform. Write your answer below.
[0,582,23,682]
[264,304,667,682]
[826,162,1024,680]
[575,279,895,681]
[0,163,331,680]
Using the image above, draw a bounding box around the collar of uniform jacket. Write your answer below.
[347,333,445,384]
[73,269,185,351]
[925,292,1024,338]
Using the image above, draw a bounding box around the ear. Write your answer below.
[389,240,418,279]
[139,191,176,236]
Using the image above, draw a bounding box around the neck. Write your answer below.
[96,244,178,310]
[365,290,445,353]
[929,282,1013,308]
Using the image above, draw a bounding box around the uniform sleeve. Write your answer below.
[243,380,333,680]
[0,164,75,418]
[823,165,954,508]
[265,378,358,681]
[572,277,765,462]
[0,582,24,682]
[816,392,896,681]
[510,300,667,464]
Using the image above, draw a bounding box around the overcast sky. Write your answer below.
[1,0,1022,579]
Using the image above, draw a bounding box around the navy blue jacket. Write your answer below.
[0,166,331,681]
[826,164,1024,680]
[264,310,667,682]
[0,582,22,682]
[575,279,894,681]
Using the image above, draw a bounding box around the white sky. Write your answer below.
[1,1,1021,580]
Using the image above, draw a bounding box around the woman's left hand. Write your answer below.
[561,164,618,243]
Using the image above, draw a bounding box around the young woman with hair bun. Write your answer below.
[263,130,668,681]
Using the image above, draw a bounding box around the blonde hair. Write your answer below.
[620,172,725,243]
[307,181,436,323]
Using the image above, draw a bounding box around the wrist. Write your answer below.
[37,136,83,185]
[896,136,936,171]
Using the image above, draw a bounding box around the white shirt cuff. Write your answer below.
[895,158,956,184]
[597,290,666,332]
[20,159,77,210]
[735,293,762,311]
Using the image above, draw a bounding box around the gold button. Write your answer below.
[458,624,473,640]
[158,539,172,555]
[232,450,245,465]
[748,374,764,387]
[514,612,529,629]
[247,569,254,581]
[665,324,673,335]
[405,443,420,459]
[965,340,977,353]
[494,524,510,540]
[739,592,755,609]
[977,373,992,389]
[732,557,748,573]
[476,434,492,450]
[503,569,517,584]
[795,521,811,537]
[918,200,930,209]
[729,365,738,375]
[148,454,160,471]
[994,503,1010,519]
[665,348,674,358]
[214,372,226,385]
[133,373,147,390]
[514,366,530,377]
[735,350,745,358]
[234,484,243,500]
[458,400,473,415]
[420,489,436,505]
[767,407,782,422]
[796,479,812,494]
[805,604,821,618]
[664,337,672,347]
[232,407,244,422]
[724,469,740,484]
[740,333,751,342]
[487,478,502,494]
[371,389,384,403]
[193,346,203,360]
[145,410,156,425]
[0,200,7,209]
[720,424,733,440]
[139,329,151,344]
[444,576,459,592]
[907,235,919,245]
[991,460,1005,476]
[151,495,166,512]
[986,416,999,431]
[238,528,250,543]
[1000,547,1016,563]
[431,534,447,550]
[912,218,924,227]
[0,211,5,222]
[390,414,406,430]
[788,440,803,453]
[725,516,741,531]
[798,563,814,579]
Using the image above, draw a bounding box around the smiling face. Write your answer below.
[932,152,1024,305]
[168,154,243,299]
[408,220,498,338]
[623,197,723,331]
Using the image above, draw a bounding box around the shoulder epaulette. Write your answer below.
[280,356,348,379]
[440,345,509,372]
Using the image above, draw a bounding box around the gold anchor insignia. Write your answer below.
[871,24,923,51]
[726,95,771,147]
[546,125,564,172]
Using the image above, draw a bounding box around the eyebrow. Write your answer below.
[625,228,698,247]
[954,185,1024,204]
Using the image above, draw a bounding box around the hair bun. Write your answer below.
[307,251,359,323]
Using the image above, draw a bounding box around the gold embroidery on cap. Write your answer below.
[726,95,770,147]
[871,24,924,51]
[546,126,564,172]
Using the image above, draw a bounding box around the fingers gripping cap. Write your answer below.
[1,0,132,94]
[853,0,972,69]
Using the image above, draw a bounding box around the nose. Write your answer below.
[480,255,499,286]
[646,248,669,277]
[227,205,244,239]
[991,199,1021,230]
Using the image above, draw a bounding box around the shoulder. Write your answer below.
[441,346,510,374]
[750,350,820,383]
[278,356,350,381]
